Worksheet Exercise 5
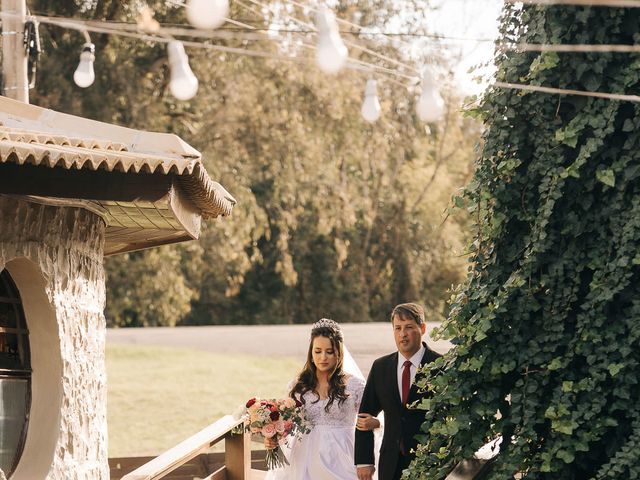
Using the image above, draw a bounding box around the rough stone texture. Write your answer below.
[0,197,108,479]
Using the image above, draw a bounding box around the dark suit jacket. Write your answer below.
[355,342,441,480]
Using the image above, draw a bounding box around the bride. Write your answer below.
[265,318,380,480]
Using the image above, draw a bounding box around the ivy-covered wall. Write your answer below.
[409,4,640,479]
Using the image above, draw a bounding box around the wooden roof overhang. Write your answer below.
[0,97,236,255]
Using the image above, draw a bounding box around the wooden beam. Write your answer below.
[121,416,242,480]
[225,431,250,480]
[201,465,227,480]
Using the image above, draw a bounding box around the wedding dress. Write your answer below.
[266,375,366,480]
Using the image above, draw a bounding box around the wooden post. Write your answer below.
[1,0,28,102]
[224,430,250,480]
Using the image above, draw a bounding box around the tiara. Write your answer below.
[311,318,342,337]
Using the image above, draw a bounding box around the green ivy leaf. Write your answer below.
[608,363,624,376]
[557,449,575,463]
[595,169,615,187]
[548,358,563,371]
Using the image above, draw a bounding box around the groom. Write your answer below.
[355,303,441,480]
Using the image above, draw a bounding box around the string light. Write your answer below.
[73,41,95,88]
[314,6,348,74]
[186,0,230,30]
[167,40,199,100]
[12,0,640,126]
[243,0,419,75]
[361,79,382,123]
[416,68,445,123]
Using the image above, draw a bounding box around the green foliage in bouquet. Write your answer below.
[407,4,640,479]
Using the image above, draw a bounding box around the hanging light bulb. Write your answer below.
[168,41,199,101]
[416,68,445,123]
[361,79,381,123]
[315,7,348,74]
[73,42,95,88]
[186,0,229,30]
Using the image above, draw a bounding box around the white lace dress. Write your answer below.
[266,375,366,480]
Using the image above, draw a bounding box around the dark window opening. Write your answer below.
[0,269,31,477]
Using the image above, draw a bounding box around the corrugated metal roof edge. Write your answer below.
[0,146,236,219]
[0,96,201,158]
[176,162,237,219]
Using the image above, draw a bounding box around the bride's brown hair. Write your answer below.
[289,319,349,411]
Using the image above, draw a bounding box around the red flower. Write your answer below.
[270,411,280,421]
[246,398,257,408]
[295,399,302,407]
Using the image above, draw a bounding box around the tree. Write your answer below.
[409,4,640,479]
[105,247,194,327]
[30,0,478,326]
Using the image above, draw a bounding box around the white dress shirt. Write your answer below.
[397,344,426,400]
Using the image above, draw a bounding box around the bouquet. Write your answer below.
[244,396,310,469]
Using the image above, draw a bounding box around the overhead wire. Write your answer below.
[494,81,640,102]
[30,13,418,86]
[232,0,421,81]
[242,0,421,74]
[18,1,640,104]
[279,0,418,52]
[229,0,416,88]
[504,0,640,6]
[500,42,640,52]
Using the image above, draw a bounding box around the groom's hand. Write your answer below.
[357,465,375,480]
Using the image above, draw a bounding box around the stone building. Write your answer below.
[0,96,235,479]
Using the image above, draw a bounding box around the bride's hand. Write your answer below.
[264,436,278,449]
[356,413,380,431]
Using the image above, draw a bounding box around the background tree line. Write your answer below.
[31,0,481,326]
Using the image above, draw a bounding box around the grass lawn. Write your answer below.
[106,344,300,458]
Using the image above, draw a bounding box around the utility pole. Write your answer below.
[1,0,28,103]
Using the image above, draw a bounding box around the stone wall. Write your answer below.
[0,196,108,480]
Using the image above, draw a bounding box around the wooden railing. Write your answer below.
[113,415,496,480]
[119,415,264,480]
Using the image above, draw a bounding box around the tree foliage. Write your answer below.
[30,0,478,326]
[409,4,640,479]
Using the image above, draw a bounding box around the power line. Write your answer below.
[24,6,640,106]
[242,0,421,74]
[30,12,498,42]
[500,42,640,52]
[279,0,418,52]
[504,0,640,7]
[30,13,419,86]
[494,81,640,102]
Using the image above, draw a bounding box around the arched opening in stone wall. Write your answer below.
[0,269,30,477]
[2,258,62,480]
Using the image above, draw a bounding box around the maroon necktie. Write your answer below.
[401,360,412,405]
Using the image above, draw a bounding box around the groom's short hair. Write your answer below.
[391,303,425,325]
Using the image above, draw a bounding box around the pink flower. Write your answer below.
[262,423,277,438]
[283,420,293,433]
[275,420,286,434]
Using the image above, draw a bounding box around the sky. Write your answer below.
[426,0,504,94]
